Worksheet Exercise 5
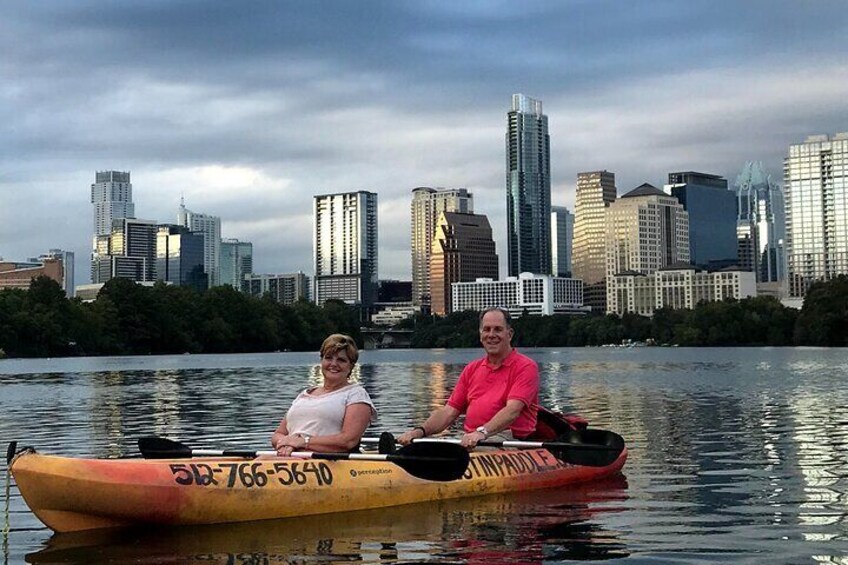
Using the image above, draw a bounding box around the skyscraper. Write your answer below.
[429,211,499,315]
[605,183,690,314]
[664,171,737,269]
[92,217,158,284]
[90,171,134,282]
[220,238,254,291]
[572,170,616,311]
[551,206,574,277]
[178,198,221,288]
[156,224,207,291]
[784,133,848,297]
[506,93,551,276]
[735,162,785,283]
[410,187,473,308]
[313,191,378,306]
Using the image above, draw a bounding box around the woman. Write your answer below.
[271,334,376,455]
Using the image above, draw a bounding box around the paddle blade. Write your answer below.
[377,432,397,454]
[551,429,625,467]
[391,442,470,482]
[138,436,192,459]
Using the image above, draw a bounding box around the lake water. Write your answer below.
[2,347,848,564]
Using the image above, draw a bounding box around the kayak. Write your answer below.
[9,411,627,533]
[26,476,630,564]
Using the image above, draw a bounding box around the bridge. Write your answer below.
[359,328,414,350]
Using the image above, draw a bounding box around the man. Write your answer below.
[398,306,539,450]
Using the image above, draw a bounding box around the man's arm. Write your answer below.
[397,405,461,445]
[459,399,525,449]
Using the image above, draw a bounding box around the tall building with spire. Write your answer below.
[410,187,473,309]
[506,93,551,276]
[572,170,616,311]
[178,198,221,288]
[90,171,134,282]
[313,191,378,306]
[735,162,785,283]
[784,133,848,297]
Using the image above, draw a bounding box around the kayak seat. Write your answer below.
[524,407,589,441]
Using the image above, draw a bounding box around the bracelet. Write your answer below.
[413,425,427,438]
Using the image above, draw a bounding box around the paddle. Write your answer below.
[137,436,470,482]
[364,428,625,468]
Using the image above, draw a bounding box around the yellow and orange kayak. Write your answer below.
[10,444,627,533]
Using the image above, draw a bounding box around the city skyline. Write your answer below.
[2,2,847,281]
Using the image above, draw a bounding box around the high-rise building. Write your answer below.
[92,218,158,284]
[410,187,473,309]
[664,171,737,269]
[605,183,690,314]
[551,206,574,277]
[178,198,221,288]
[784,133,848,297]
[506,93,551,276]
[90,171,134,282]
[313,191,378,306]
[429,212,499,316]
[572,170,617,311]
[245,272,311,305]
[220,239,254,291]
[156,224,207,291]
[735,162,785,283]
[31,249,75,297]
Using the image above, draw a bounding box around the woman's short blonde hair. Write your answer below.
[319,334,359,365]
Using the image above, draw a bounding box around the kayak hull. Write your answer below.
[11,446,627,533]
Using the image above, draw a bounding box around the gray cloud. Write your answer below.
[2,1,847,281]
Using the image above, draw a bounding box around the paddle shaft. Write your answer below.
[360,437,618,452]
[187,448,459,463]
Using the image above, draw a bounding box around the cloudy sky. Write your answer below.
[2,1,847,283]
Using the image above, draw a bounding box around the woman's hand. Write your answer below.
[274,434,308,456]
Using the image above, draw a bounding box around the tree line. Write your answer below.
[0,275,846,358]
[0,277,361,358]
[403,275,848,348]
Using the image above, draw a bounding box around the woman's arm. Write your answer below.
[271,419,290,449]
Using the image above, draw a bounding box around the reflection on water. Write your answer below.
[2,347,848,563]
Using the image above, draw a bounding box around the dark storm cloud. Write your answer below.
[2,1,847,279]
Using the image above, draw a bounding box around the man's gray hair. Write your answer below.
[478,306,513,329]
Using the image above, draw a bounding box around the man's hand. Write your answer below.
[460,430,487,450]
[397,427,425,446]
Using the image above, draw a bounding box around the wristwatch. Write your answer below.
[475,426,489,438]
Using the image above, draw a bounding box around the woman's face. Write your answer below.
[321,349,353,381]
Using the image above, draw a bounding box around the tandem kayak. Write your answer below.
[8,412,627,533]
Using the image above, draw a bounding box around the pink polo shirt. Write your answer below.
[447,349,539,439]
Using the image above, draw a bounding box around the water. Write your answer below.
[2,347,848,564]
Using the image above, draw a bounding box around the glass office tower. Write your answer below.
[735,161,785,283]
[664,172,737,270]
[784,133,848,297]
[506,94,551,276]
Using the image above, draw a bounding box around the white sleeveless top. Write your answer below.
[285,383,376,437]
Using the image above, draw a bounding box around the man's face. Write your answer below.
[479,310,513,357]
